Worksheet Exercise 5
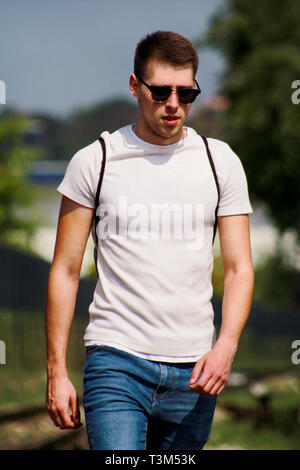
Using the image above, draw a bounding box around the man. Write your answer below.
[45,31,254,450]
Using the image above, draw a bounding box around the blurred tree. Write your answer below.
[30,113,68,161]
[254,245,300,311]
[187,96,229,140]
[64,97,138,157]
[212,254,224,297]
[30,98,138,160]
[0,113,39,246]
[197,0,300,240]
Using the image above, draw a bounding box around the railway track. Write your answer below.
[23,426,88,450]
[0,402,89,450]
[0,404,46,425]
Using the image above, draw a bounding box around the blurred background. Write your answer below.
[0,0,299,450]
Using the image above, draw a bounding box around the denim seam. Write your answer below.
[155,366,175,401]
[151,365,176,404]
[149,364,164,415]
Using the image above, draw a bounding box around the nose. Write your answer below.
[165,90,179,110]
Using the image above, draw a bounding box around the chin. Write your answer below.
[163,125,183,137]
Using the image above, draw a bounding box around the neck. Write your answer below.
[133,123,187,146]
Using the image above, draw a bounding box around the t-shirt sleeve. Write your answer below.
[57,141,102,209]
[217,145,253,216]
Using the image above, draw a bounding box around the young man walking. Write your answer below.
[45,31,254,450]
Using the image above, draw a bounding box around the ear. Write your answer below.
[129,74,139,99]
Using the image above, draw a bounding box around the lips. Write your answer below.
[162,115,180,126]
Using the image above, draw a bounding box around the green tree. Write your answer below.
[197,0,300,240]
[0,113,39,246]
[30,98,138,161]
[254,245,300,311]
[65,98,138,157]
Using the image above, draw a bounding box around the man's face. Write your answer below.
[130,60,195,146]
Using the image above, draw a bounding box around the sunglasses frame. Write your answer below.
[136,75,201,104]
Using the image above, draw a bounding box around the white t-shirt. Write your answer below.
[57,125,253,362]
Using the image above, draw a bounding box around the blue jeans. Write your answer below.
[83,345,217,450]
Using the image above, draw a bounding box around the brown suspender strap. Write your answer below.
[201,136,221,244]
[94,137,106,249]
[93,137,106,276]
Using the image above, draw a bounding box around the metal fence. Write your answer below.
[0,244,94,370]
[0,243,94,315]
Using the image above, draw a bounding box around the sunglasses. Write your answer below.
[137,75,201,104]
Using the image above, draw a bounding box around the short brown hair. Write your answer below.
[134,31,199,80]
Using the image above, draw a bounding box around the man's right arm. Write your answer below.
[45,195,94,429]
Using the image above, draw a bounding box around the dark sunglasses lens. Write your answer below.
[150,86,172,102]
[149,85,200,103]
[178,89,199,104]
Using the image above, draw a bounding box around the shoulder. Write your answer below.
[70,123,131,161]
[187,128,237,163]
[204,137,239,167]
[187,128,245,176]
[190,133,250,199]
[67,124,135,171]
[100,125,133,153]
[69,139,103,169]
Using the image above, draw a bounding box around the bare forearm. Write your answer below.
[217,267,254,350]
[189,267,254,395]
[189,215,254,396]
[45,264,79,375]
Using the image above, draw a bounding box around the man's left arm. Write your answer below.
[189,214,254,396]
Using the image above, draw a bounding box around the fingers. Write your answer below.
[46,375,83,430]
[48,407,65,429]
[189,357,205,385]
[197,374,226,396]
[190,370,228,396]
[47,403,72,429]
[70,393,82,428]
[46,395,82,430]
[189,354,229,396]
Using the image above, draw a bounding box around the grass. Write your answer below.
[0,309,86,412]
[226,329,297,373]
[208,416,300,450]
[207,369,300,450]
[0,367,84,413]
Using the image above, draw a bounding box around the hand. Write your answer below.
[46,374,82,430]
[188,340,237,396]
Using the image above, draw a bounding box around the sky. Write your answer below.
[0,0,224,117]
